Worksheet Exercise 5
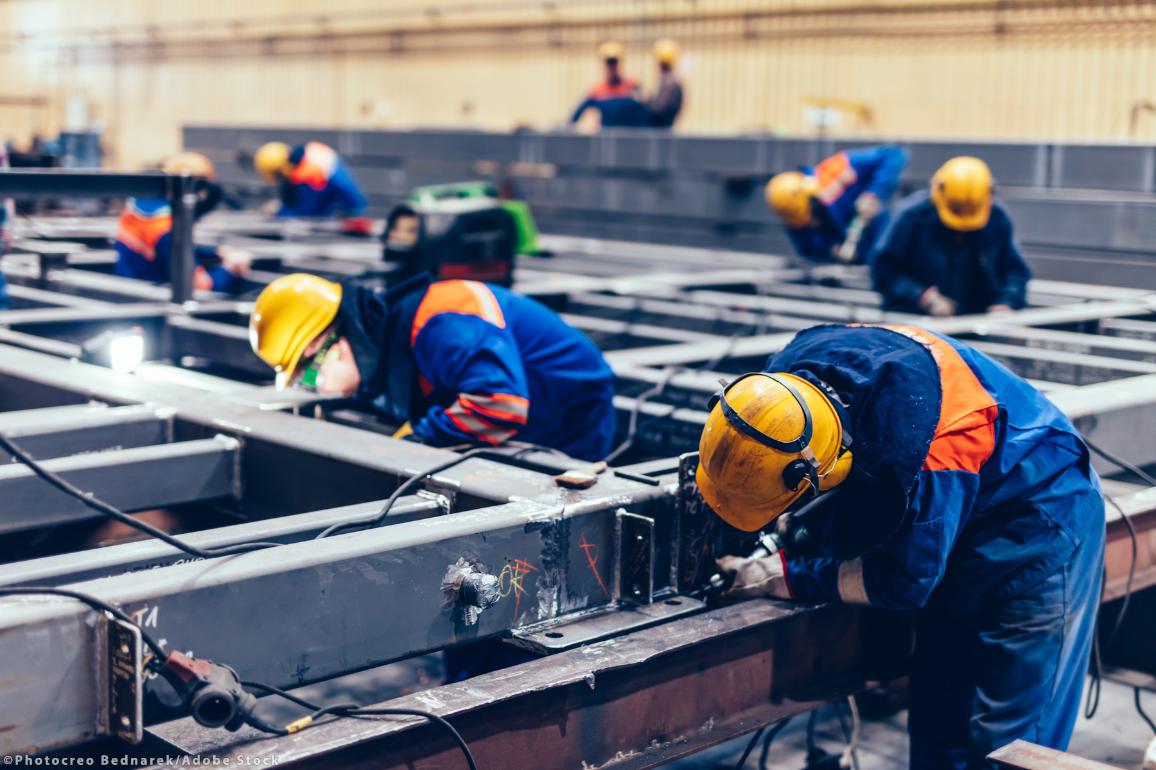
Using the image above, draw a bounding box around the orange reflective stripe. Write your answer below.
[813,152,858,206]
[460,393,529,425]
[882,325,998,474]
[116,202,172,261]
[411,280,506,345]
[445,400,518,444]
[590,78,639,99]
[288,142,338,190]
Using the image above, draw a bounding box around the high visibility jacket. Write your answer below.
[786,145,908,264]
[114,198,237,292]
[570,78,650,128]
[871,190,1031,314]
[767,324,1101,617]
[278,142,367,218]
[337,276,616,461]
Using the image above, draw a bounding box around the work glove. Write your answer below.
[919,286,957,318]
[853,192,882,220]
[714,553,792,600]
[217,245,253,277]
[986,304,1014,314]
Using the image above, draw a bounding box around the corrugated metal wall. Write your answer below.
[5,0,1156,167]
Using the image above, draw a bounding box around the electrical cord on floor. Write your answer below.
[734,726,767,770]
[1136,688,1156,736]
[242,680,479,770]
[758,716,793,770]
[0,432,282,558]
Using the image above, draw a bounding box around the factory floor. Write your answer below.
[666,679,1155,769]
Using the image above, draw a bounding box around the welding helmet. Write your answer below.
[163,152,216,180]
[931,156,993,232]
[249,273,342,389]
[652,39,680,66]
[696,372,853,532]
[599,41,626,62]
[766,172,819,229]
[254,142,292,184]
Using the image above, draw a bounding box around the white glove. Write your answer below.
[1144,736,1156,770]
[217,245,253,277]
[854,192,882,220]
[715,553,792,599]
[919,286,957,318]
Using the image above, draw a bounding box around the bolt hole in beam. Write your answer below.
[544,632,565,639]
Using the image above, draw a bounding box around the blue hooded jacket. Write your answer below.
[786,145,908,264]
[337,276,616,461]
[277,142,367,218]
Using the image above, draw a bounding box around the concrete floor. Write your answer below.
[665,679,1155,769]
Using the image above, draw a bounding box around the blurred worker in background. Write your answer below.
[766,145,907,265]
[0,142,12,310]
[700,323,1104,770]
[647,39,684,129]
[249,273,616,461]
[115,152,252,293]
[570,41,650,129]
[872,156,1031,317]
[253,140,368,219]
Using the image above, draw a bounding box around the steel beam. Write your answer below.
[0,436,239,532]
[148,600,912,770]
[0,404,172,461]
[0,492,659,754]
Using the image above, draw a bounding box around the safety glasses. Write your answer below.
[295,331,339,392]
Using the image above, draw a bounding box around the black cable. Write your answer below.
[805,708,819,759]
[243,680,478,770]
[314,447,492,539]
[1136,688,1156,736]
[0,586,168,660]
[603,366,684,465]
[1085,437,1156,487]
[733,727,766,770]
[757,717,792,770]
[0,432,282,558]
[1102,494,1137,653]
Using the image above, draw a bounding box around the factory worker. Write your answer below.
[570,41,651,129]
[700,323,1104,770]
[872,156,1032,316]
[115,152,252,293]
[253,141,367,218]
[766,144,907,264]
[248,273,616,461]
[647,39,684,129]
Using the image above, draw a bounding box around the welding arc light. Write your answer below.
[81,327,146,373]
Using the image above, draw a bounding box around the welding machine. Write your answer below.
[382,197,517,287]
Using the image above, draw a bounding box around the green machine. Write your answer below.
[407,181,543,256]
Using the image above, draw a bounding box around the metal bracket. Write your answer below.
[98,613,143,744]
[508,596,706,653]
[616,508,654,605]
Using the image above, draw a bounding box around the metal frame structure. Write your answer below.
[0,197,1153,764]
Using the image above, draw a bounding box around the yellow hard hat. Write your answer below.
[599,41,625,61]
[652,39,680,65]
[254,142,292,184]
[766,172,819,229]
[163,151,216,180]
[931,156,993,232]
[249,273,342,389]
[696,372,853,532]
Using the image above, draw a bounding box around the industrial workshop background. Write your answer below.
[7,0,1156,167]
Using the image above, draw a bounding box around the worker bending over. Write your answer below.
[873,156,1031,316]
[249,273,616,461]
[700,324,1103,769]
[570,42,650,129]
[253,141,367,218]
[647,39,684,129]
[115,152,251,293]
[766,145,907,264]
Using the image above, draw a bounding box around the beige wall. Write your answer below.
[4,0,1156,168]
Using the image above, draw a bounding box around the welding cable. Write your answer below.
[603,366,685,465]
[314,446,493,539]
[0,586,168,662]
[1136,688,1156,735]
[242,680,479,770]
[756,716,793,770]
[733,726,767,770]
[0,432,282,558]
[1084,437,1156,487]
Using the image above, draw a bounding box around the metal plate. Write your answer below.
[508,596,706,652]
